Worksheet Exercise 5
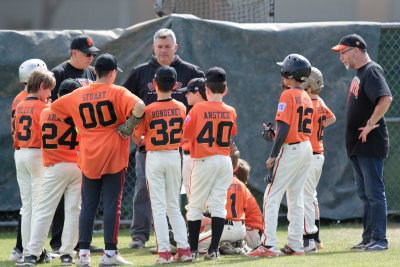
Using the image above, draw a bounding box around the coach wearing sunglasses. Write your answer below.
[50,35,100,101]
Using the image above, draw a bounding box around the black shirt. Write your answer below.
[51,61,96,101]
[345,61,391,159]
[122,55,204,108]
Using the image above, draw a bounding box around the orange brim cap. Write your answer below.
[331,44,349,52]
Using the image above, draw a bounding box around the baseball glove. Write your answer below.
[262,122,276,142]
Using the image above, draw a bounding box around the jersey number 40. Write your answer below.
[196,121,233,147]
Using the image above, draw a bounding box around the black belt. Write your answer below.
[183,150,190,155]
[224,220,244,225]
[313,152,321,155]
[289,142,300,145]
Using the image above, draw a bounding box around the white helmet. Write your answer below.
[301,66,324,94]
[19,59,48,83]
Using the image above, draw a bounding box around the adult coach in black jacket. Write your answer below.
[123,28,204,249]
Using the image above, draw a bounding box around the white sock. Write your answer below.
[105,250,116,257]
[79,249,90,257]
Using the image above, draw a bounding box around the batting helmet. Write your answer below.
[301,67,324,94]
[277,54,311,81]
[19,59,48,83]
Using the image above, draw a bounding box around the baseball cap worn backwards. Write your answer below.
[178,78,205,94]
[205,67,226,82]
[70,35,100,54]
[95,53,123,72]
[331,33,367,52]
[154,66,177,87]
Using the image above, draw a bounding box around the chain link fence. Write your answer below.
[377,24,400,213]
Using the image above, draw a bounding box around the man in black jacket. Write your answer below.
[123,28,204,249]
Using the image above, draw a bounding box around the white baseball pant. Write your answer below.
[198,221,245,252]
[245,227,261,249]
[181,153,194,196]
[261,141,312,252]
[25,162,82,257]
[303,153,324,235]
[14,148,45,249]
[186,155,233,221]
[146,150,189,252]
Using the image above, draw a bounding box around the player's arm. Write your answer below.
[116,100,145,137]
[325,115,336,127]
[266,120,289,170]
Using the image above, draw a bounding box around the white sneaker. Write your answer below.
[76,254,91,267]
[304,239,317,253]
[99,253,132,266]
[10,247,23,261]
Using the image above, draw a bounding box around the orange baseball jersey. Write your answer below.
[245,188,264,231]
[275,88,314,144]
[13,97,49,149]
[225,176,247,221]
[134,99,186,151]
[310,97,334,154]
[50,83,141,179]
[183,101,237,158]
[11,90,28,135]
[40,107,80,167]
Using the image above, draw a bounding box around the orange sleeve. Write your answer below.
[245,188,264,231]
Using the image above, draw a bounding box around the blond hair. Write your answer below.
[27,68,56,93]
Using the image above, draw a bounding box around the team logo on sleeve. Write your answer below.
[184,114,191,124]
[277,102,286,112]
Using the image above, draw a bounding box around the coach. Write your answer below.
[332,34,392,251]
[122,28,204,249]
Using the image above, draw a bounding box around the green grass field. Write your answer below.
[1,222,399,266]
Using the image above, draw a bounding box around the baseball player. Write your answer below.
[9,59,48,262]
[19,79,82,266]
[133,66,191,264]
[234,159,264,249]
[50,54,145,267]
[13,68,56,264]
[248,54,313,257]
[176,78,207,197]
[301,67,336,253]
[184,67,237,260]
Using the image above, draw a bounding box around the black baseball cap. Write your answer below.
[59,79,81,96]
[70,35,100,54]
[178,78,205,94]
[95,53,123,72]
[331,33,367,52]
[154,66,177,88]
[205,67,226,82]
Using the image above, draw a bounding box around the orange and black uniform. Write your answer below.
[51,82,141,250]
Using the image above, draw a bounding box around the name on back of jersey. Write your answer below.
[16,106,34,115]
[81,91,106,101]
[152,108,181,119]
[229,183,242,192]
[203,111,231,119]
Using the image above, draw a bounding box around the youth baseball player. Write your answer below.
[184,67,237,260]
[301,67,336,253]
[248,54,313,257]
[13,69,55,263]
[133,66,191,264]
[9,59,48,262]
[19,79,82,266]
[50,54,145,267]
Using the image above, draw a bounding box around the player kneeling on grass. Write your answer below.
[248,54,314,258]
[234,159,264,250]
[132,66,191,264]
[301,67,336,253]
[19,79,82,266]
[50,54,145,267]
[198,145,248,255]
[184,67,237,261]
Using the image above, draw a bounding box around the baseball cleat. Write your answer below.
[304,239,317,253]
[247,245,283,257]
[280,244,305,256]
[10,247,23,261]
[154,251,171,264]
[129,237,145,249]
[75,254,91,267]
[99,252,132,266]
[172,247,192,262]
[204,249,219,260]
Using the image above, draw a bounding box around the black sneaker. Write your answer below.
[347,241,369,250]
[15,255,37,266]
[60,254,74,266]
[37,249,52,264]
[364,240,388,251]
